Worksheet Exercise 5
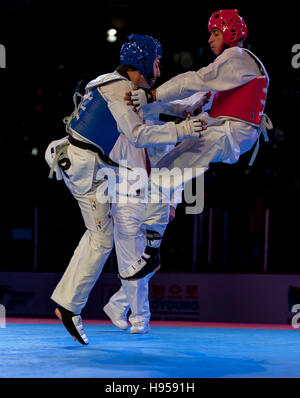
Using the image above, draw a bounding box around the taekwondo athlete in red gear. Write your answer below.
[120,9,273,281]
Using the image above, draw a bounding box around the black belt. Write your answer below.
[159,113,184,124]
[68,135,123,168]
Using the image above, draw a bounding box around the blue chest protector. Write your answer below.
[70,88,120,156]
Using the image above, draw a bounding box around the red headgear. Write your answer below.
[208,9,248,52]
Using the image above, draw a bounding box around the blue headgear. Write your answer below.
[120,34,162,85]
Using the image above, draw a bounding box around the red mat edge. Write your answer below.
[3,317,298,330]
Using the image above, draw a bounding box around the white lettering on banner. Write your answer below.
[151,300,199,312]
[150,283,201,319]
[291,304,300,328]
[149,382,195,393]
[0,305,6,328]
[146,167,181,205]
[95,166,117,203]
[105,382,139,395]
[291,44,300,69]
[127,167,148,203]
[95,160,205,215]
[184,173,205,215]
[0,44,6,68]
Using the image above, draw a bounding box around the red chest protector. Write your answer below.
[209,76,268,126]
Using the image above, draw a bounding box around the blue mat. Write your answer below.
[1,324,300,378]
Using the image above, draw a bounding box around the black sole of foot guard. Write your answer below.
[55,305,88,345]
[119,247,160,281]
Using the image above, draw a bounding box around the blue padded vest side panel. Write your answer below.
[70,88,119,155]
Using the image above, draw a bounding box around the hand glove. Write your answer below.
[183,92,211,117]
[176,118,207,142]
[129,88,154,111]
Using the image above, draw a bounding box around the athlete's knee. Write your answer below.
[112,204,145,238]
[118,221,142,238]
[114,212,143,238]
[89,230,114,251]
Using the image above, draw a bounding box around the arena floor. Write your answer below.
[1,318,299,378]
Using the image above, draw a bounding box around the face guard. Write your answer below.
[208,9,248,54]
[120,33,162,85]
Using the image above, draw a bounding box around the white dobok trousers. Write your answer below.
[107,201,154,326]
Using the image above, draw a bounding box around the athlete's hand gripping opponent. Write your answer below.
[125,87,155,111]
[176,117,207,141]
[125,89,207,141]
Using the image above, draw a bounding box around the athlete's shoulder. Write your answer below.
[222,46,244,58]
[86,72,128,91]
[103,76,133,94]
[97,73,134,102]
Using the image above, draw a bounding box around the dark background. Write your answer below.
[0,1,299,275]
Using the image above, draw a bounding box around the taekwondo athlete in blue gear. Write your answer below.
[45,33,206,344]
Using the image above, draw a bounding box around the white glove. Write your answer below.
[176,118,207,142]
[183,92,211,116]
[129,89,153,111]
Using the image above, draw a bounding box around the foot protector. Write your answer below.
[130,323,150,334]
[118,246,160,281]
[103,304,128,330]
[146,229,162,248]
[55,305,88,345]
